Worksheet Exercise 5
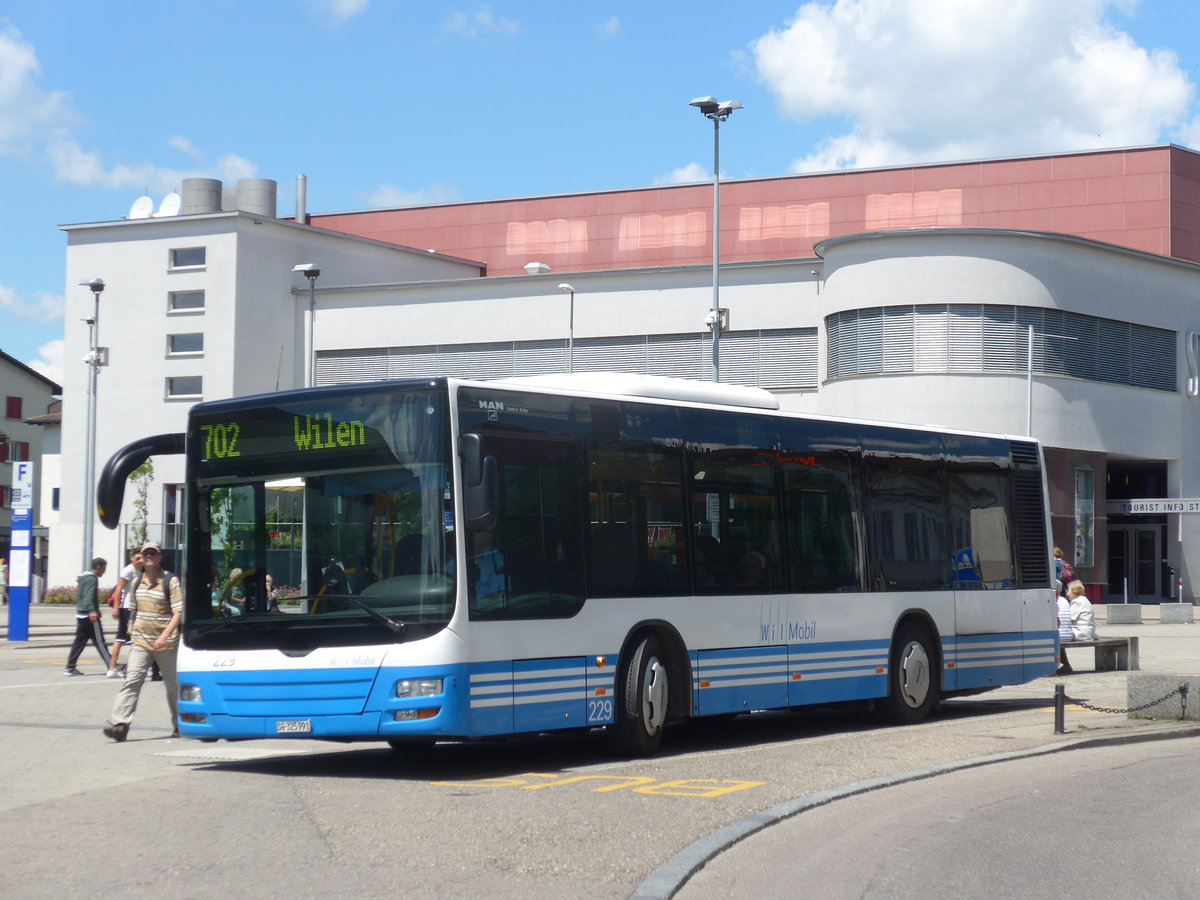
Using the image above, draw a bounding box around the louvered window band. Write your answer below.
[315,328,819,390]
[826,304,1175,392]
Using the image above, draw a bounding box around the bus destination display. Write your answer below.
[191,405,395,476]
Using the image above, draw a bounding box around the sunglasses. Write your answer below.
[141,549,160,556]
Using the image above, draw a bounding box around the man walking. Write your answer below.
[65,558,112,675]
[102,542,181,741]
[106,549,143,678]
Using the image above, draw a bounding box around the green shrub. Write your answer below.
[42,586,77,604]
[41,586,115,605]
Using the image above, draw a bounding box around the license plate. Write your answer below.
[275,719,312,734]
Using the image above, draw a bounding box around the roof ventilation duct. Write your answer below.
[181,178,222,214]
[237,178,277,218]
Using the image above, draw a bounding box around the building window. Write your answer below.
[163,483,185,548]
[10,441,29,462]
[168,290,205,312]
[170,247,206,268]
[52,487,60,511]
[1075,467,1095,567]
[826,304,1176,392]
[0,486,6,508]
[166,376,203,399]
[314,328,820,390]
[5,396,21,419]
[167,333,204,356]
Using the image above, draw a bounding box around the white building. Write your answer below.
[0,351,60,586]
[56,147,1200,602]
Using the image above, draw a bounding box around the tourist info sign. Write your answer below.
[1106,498,1200,514]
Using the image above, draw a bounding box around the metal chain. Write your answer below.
[1063,684,1188,716]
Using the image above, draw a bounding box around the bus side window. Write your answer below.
[688,449,782,594]
[781,459,861,593]
[585,441,687,598]
[474,437,585,618]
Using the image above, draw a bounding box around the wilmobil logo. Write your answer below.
[759,601,818,644]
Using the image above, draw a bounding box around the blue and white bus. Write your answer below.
[98,373,1056,755]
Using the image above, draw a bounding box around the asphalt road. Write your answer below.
[678,736,1200,898]
[3,604,1199,899]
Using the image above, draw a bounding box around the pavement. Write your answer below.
[6,602,1200,900]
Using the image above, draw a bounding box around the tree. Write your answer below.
[128,459,155,550]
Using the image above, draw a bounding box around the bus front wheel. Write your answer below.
[880,624,938,724]
[608,635,670,756]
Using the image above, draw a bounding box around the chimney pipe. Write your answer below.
[296,174,308,225]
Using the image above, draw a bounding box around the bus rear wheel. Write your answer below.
[608,635,670,757]
[879,624,938,724]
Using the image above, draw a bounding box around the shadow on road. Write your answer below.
[188,692,1056,782]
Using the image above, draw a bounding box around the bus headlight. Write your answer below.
[396,678,443,698]
[180,684,202,702]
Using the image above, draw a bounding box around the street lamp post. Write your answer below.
[557,283,575,372]
[78,277,106,570]
[690,95,742,382]
[293,264,321,387]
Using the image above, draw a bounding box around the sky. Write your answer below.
[3,0,1200,386]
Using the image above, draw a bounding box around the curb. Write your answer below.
[631,723,1200,900]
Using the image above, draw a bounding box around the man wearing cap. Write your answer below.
[103,542,182,741]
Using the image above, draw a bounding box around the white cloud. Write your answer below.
[655,162,712,185]
[0,284,63,324]
[597,16,621,38]
[365,183,463,208]
[750,0,1196,172]
[26,340,63,385]
[0,23,257,191]
[168,135,206,163]
[0,23,73,154]
[443,7,519,39]
[304,0,369,23]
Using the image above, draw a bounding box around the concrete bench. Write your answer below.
[1063,636,1139,671]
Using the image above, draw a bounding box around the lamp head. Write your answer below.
[79,277,105,294]
[557,283,575,294]
[524,261,551,276]
[292,263,321,280]
[690,96,741,120]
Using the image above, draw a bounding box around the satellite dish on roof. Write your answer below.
[155,192,181,217]
[128,196,154,219]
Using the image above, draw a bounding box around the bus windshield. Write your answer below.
[185,385,454,649]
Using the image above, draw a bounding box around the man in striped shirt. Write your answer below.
[102,542,182,742]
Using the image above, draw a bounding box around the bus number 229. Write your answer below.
[588,698,614,723]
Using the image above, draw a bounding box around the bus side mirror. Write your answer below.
[461,433,497,531]
[97,432,186,530]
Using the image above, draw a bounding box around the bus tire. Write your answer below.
[880,624,938,724]
[608,634,670,756]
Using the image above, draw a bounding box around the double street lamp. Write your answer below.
[690,95,742,382]
[78,277,107,570]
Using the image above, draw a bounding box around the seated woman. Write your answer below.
[1056,581,1074,674]
[1067,580,1097,642]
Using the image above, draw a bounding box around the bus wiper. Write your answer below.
[318,594,408,636]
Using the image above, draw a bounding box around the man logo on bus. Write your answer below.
[479,400,505,411]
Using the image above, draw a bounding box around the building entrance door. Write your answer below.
[1107,525,1162,602]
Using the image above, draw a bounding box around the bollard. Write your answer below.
[1054,683,1065,734]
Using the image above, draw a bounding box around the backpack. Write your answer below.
[1059,560,1075,584]
[130,570,175,610]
